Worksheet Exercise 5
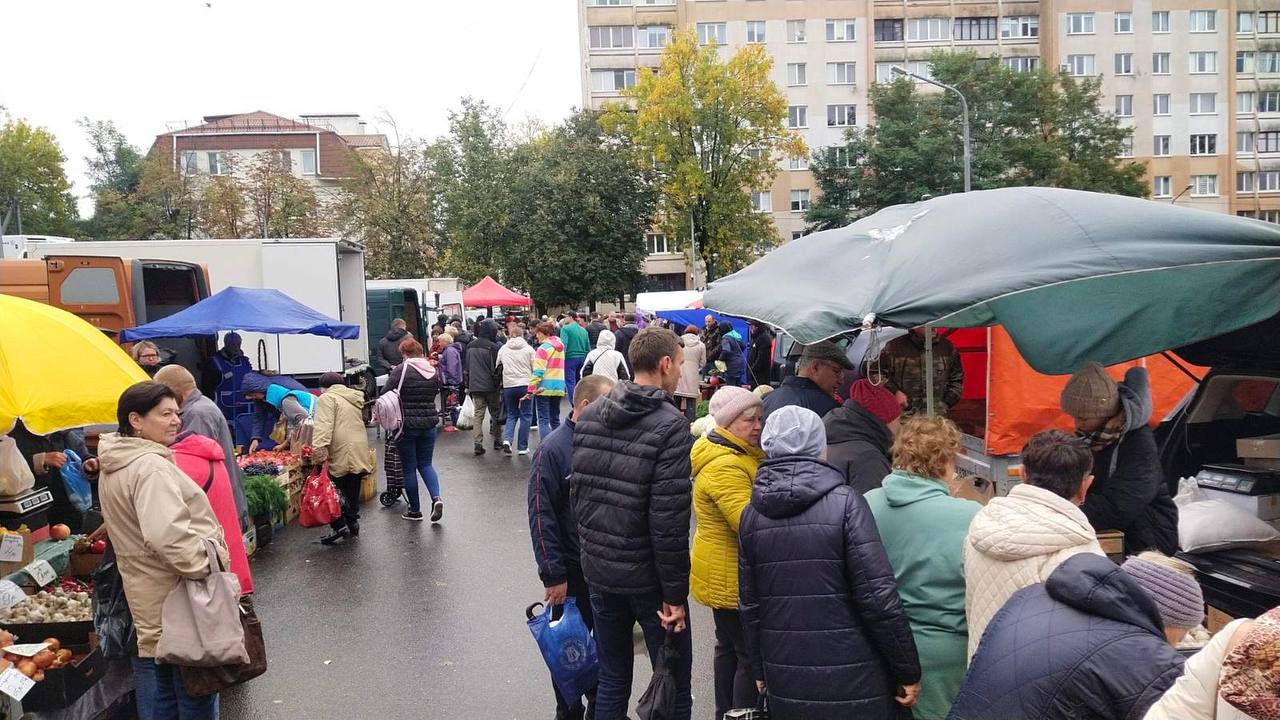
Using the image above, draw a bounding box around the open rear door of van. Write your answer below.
[43,255,138,337]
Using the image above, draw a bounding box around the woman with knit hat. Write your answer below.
[690,386,766,718]
[1061,362,1178,555]
[825,379,902,494]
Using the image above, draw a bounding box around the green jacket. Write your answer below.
[865,470,981,720]
[560,322,591,360]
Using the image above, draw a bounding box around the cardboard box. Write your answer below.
[1097,530,1125,556]
[953,476,995,505]
[1238,434,1280,461]
[20,645,105,712]
[0,533,36,576]
[1201,487,1280,520]
[1207,605,1235,634]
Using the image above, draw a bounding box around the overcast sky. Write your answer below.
[2,0,582,217]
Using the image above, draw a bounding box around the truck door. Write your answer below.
[43,255,136,335]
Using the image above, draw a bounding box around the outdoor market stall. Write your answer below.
[461,276,532,315]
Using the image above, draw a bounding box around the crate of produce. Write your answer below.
[1,632,105,712]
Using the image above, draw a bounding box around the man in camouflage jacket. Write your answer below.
[867,328,965,418]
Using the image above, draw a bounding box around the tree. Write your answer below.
[242,152,322,239]
[0,115,78,236]
[78,118,147,239]
[434,98,516,282]
[806,52,1148,229]
[132,152,199,239]
[197,175,246,238]
[604,29,806,281]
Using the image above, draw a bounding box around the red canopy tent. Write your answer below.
[462,276,532,308]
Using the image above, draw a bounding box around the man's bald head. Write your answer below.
[153,364,197,400]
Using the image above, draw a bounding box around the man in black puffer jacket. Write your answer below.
[375,320,409,375]
[571,327,694,720]
[824,380,901,494]
[464,319,503,455]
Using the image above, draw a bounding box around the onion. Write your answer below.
[42,638,59,653]
[16,660,35,678]
[32,650,54,669]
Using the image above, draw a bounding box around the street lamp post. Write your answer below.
[891,66,971,193]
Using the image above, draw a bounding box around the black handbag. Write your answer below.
[637,630,680,720]
[180,596,267,696]
[724,692,769,719]
[91,544,137,659]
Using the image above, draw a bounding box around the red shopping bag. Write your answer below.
[299,467,342,528]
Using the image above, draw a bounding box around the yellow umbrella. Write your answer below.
[0,294,148,435]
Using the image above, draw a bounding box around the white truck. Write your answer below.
[24,237,369,382]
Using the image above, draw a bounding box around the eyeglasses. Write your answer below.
[139,353,160,360]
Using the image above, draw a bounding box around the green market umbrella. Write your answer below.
[703,187,1280,375]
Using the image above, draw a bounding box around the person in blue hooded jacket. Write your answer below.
[718,321,746,387]
[242,371,315,454]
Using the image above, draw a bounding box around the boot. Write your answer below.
[347,520,359,537]
[320,527,350,545]
[473,443,485,456]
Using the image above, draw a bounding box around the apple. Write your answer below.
[50,524,71,541]
[90,539,107,553]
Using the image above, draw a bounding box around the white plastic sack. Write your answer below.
[0,436,35,496]
[1176,477,1280,552]
[455,395,475,430]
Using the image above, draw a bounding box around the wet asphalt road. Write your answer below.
[222,419,718,720]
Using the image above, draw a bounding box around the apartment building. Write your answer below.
[578,1,1280,287]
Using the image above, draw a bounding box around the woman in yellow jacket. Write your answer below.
[691,386,766,718]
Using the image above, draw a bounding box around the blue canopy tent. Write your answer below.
[120,286,360,341]
[654,309,750,376]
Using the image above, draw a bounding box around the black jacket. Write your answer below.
[747,325,773,387]
[762,376,838,420]
[613,324,639,363]
[571,381,693,603]
[824,402,893,495]
[528,420,579,587]
[463,321,501,393]
[703,326,723,365]
[947,553,1185,720]
[739,455,920,720]
[586,321,607,349]
[1080,368,1179,555]
[383,361,440,431]
[376,327,408,374]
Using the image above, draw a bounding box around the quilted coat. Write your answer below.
[383,358,440,431]
[689,429,765,610]
[1143,618,1253,720]
[948,553,1186,720]
[963,483,1104,659]
[571,381,694,603]
[739,455,920,720]
[865,470,981,720]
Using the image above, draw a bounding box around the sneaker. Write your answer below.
[473,444,485,456]
[430,499,444,522]
[502,441,513,455]
[531,425,539,433]
[319,528,349,545]
[518,448,529,456]
[402,511,424,522]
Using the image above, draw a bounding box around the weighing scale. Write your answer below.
[1196,464,1280,496]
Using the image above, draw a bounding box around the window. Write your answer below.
[1114,95,1133,116]
[1154,135,1171,156]
[697,22,726,45]
[1240,51,1256,73]
[826,18,856,42]
[1263,91,1280,113]
[180,151,197,175]
[588,26,634,49]
[907,17,950,41]
[1114,53,1133,75]
[1260,131,1280,153]
[750,191,771,213]
[1067,13,1095,35]
[1192,175,1218,196]
[1004,57,1039,73]
[1190,93,1217,114]
[276,150,292,173]
[646,233,670,255]
[1066,55,1096,77]
[591,68,637,92]
[301,149,316,175]
[1239,172,1256,193]
[877,61,932,84]
[786,19,806,43]
[1261,52,1280,73]
[786,62,807,86]
[874,18,903,42]
[1153,176,1172,198]
[1001,16,1038,39]
[1263,170,1280,190]
[827,104,856,127]
[1190,134,1218,155]
[1239,92,1257,114]
[638,25,671,48]
[744,147,764,161]
[1115,12,1132,33]
[1117,135,1134,158]
[1153,94,1171,115]
[790,189,810,212]
[1239,132,1255,153]
[1152,53,1170,75]
[207,151,227,175]
[1152,11,1170,33]
[1240,11,1255,34]
[788,105,807,128]
[1190,52,1217,74]
[827,62,856,85]
[746,20,766,44]
[954,17,997,41]
[791,231,804,241]
[59,267,120,305]
[830,146,853,167]
[1190,10,1216,33]
[788,155,808,171]
[1240,210,1280,223]
[1259,12,1280,34]
[588,0,630,5]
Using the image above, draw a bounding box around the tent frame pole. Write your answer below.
[925,323,936,416]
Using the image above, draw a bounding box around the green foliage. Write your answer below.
[806,52,1148,230]
[243,152,322,239]
[243,474,288,517]
[0,115,78,236]
[435,99,516,282]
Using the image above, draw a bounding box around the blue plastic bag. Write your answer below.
[61,450,93,513]
[526,598,598,702]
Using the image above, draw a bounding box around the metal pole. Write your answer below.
[924,323,936,416]
[891,67,971,193]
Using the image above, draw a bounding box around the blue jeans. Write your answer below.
[132,656,219,720]
[589,591,692,720]
[565,357,585,403]
[502,387,533,451]
[535,395,561,439]
[397,426,441,512]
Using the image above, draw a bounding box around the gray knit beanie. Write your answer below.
[1061,362,1121,420]
[761,405,826,458]
[1120,555,1205,628]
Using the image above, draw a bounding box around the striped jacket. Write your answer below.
[529,336,567,397]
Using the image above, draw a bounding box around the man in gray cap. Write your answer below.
[762,340,853,420]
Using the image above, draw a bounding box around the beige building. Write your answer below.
[578,1,1280,287]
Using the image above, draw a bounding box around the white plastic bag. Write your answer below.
[0,436,34,496]
[1175,477,1280,552]
[455,394,476,430]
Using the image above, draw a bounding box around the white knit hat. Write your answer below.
[761,405,827,458]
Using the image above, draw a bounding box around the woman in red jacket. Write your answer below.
[171,432,253,595]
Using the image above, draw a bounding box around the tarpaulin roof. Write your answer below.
[703,187,1280,375]
[636,291,702,314]
[462,276,531,308]
[119,286,360,341]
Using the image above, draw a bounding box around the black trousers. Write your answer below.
[329,472,364,531]
[712,608,756,719]
[553,566,596,720]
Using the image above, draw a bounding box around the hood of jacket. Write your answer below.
[594,381,672,431]
[383,326,409,343]
[824,401,892,452]
[325,383,366,410]
[596,329,617,350]
[264,384,297,409]
[97,432,172,474]
[879,469,950,508]
[724,329,744,343]
[682,334,703,350]
[1119,366,1154,433]
[170,432,224,462]
[968,484,1097,562]
[242,371,304,396]
[454,331,474,344]
[1046,552,1165,637]
[505,336,529,351]
[691,429,765,478]
[542,336,565,353]
[476,319,500,341]
[752,455,845,519]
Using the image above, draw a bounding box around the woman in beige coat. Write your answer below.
[98,381,229,719]
[311,372,374,544]
[677,325,706,421]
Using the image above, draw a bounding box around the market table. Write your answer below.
[1,539,77,589]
